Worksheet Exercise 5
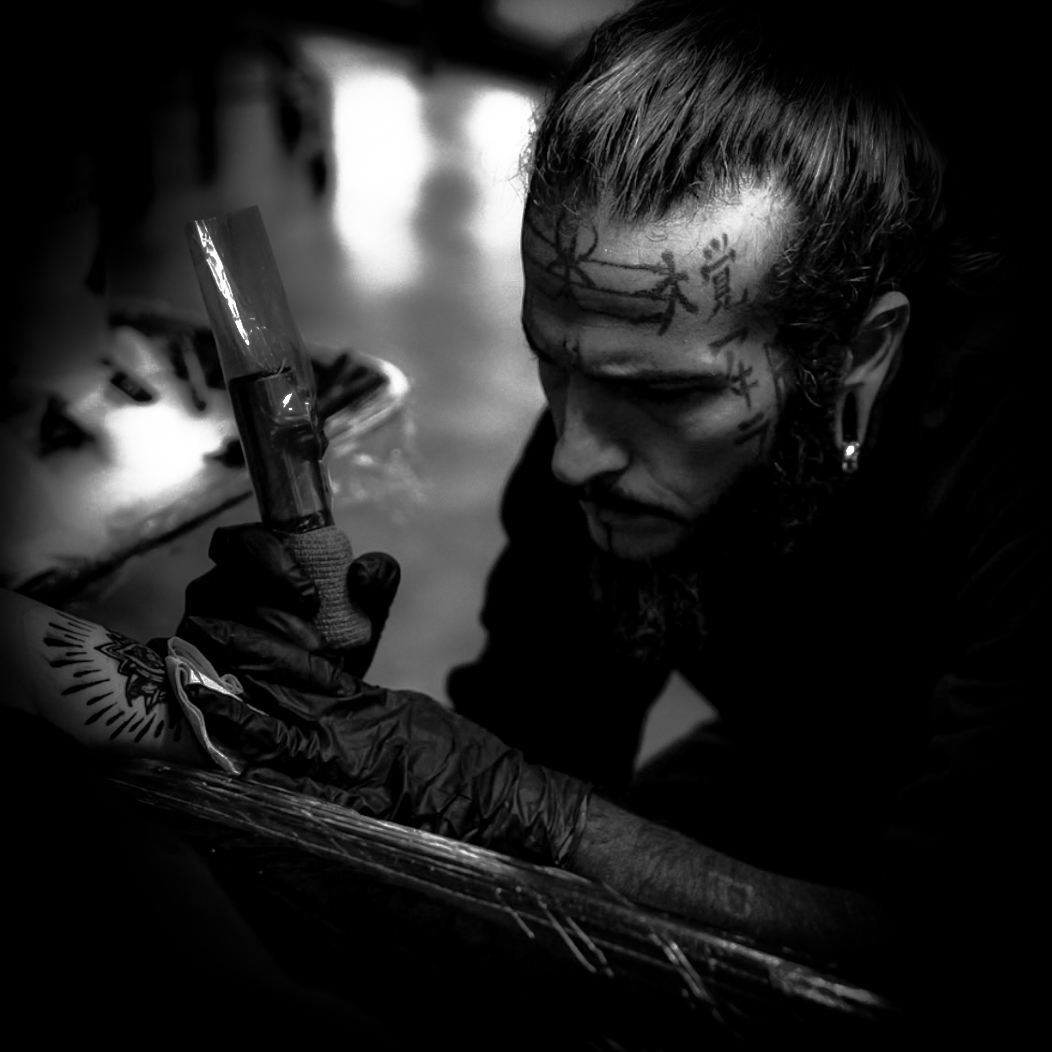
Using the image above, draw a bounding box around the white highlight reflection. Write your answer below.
[464,86,536,254]
[98,401,231,509]
[325,54,429,291]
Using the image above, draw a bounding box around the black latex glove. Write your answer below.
[176,615,591,867]
[182,524,400,678]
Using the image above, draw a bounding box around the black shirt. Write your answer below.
[447,295,1042,931]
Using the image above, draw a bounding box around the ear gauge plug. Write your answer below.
[839,390,861,474]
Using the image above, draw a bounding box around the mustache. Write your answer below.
[568,482,685,523]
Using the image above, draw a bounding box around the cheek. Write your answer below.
[638,376,782,507]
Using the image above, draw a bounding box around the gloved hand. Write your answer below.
[182,524,400,679]
[173,615,591,867]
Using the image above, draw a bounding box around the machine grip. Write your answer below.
[282,526,372,649]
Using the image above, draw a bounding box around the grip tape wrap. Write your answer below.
[283,526,372,649]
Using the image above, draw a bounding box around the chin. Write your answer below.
[585,517,689,562]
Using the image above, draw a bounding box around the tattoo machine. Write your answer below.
[185,205,370,649]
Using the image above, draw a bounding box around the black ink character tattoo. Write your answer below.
[726,357,758,409]
[524,215,700,334]
[699,233,748,320]
[734,411,771,453]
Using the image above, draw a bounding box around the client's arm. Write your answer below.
[0,587,203,763]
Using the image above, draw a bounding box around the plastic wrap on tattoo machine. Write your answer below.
[186,206,333,534]
[186,206,386,648]
[322,358,427,519]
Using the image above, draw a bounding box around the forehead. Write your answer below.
[521,191,785,359]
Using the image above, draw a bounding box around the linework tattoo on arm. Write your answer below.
[1,589,202,762]
[43,613,181,745]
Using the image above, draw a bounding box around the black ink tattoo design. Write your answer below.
[709,327,750,350]
[711,872,755,919]
[524,215,700,335]
[726,356,758,410]
[734,412,771,452]
[729,340,789,458]
[45,614,180,743]
[699,234,748,320]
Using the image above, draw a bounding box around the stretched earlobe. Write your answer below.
[835,292,910,472]
[837,388,862,474]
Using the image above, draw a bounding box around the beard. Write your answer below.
[586,379,847,666]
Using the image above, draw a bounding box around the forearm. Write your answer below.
[0,587,204,763]
[568,795,889,966]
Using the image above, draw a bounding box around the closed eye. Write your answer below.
[524,332,727,406]
[612,375,730,406]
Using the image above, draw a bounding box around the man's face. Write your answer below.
[521,193,791,561]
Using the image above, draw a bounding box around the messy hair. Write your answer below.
[526,0,947,367]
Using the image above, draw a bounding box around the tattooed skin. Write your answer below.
[521,196,852,661]
[699,232,749,321]
[521,199,789,564]
[524,213,702,335]
[42,612,182,745]
[1,589,202,762]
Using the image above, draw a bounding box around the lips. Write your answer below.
[580,498,683,525]
[579,500,688,558]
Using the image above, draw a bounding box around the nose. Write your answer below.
[549,374,629,487]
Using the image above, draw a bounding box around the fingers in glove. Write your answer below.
[346,552,401,628]
[310,551,401,678]
[180,524,327,650]
[180,617,385,721]
[184,568,326,652]
[209,525,320,614]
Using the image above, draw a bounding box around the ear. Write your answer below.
[834,291,910,470]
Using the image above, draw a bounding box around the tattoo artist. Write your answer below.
[168,1,1035,1042]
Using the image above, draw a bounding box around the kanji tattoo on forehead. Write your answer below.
[699,232,736,280]
[699,233,749,321]
[524,215,700,335]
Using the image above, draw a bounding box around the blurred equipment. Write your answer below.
[2,300,409,610]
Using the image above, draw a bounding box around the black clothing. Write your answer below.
[1,708,399,1047]
[448,299,1042,1016]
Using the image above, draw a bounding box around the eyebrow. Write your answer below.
[521,321,730,387]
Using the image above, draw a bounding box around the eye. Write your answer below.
[635,385,703,405]
[627,380,727,408]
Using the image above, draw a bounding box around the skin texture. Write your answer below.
[0,587,203,763]
[569,796,887,967]
[521,192,791,561]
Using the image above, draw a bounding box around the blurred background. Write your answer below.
[1,0,712,765]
